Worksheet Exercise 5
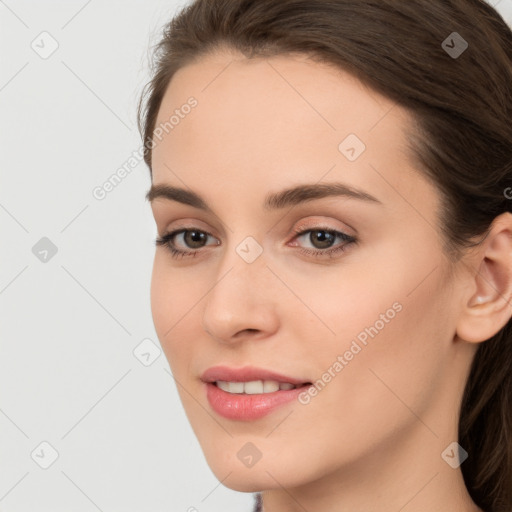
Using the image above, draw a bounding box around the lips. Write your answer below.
[201,365,312,421]
[200,365,309,386]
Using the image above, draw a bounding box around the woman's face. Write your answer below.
[148,50,476,492]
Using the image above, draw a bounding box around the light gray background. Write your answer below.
[1,1,511,511]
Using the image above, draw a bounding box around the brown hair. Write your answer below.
[137,1,512,510]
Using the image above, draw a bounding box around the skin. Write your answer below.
[147,48,512,512]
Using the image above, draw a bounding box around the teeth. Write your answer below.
[263,381,279,393]
[244,380,263,394]
[216,380,298,394]
[217,381,243,393]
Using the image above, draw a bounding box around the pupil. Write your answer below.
[311,230,334,249]
[185,231,206,248]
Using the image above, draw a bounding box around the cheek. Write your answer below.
[310,272,452,440]
[150,255,171,341]
[289,235,450,361]
[282,245,454,417]
[150,254,197,370]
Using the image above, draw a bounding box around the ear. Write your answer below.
[456,212,512,343]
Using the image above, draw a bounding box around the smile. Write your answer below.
[201,366,312,420]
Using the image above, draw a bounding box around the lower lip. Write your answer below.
[205,382,310,421]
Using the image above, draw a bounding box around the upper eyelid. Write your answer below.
[163,214,354,236]
[168,225,346,237]
[168,226,352,249]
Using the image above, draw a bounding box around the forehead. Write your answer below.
[154,50,404,148]
[150,50,430,213]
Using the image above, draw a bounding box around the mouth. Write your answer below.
[201,364,310,386]
[201,366,313,420]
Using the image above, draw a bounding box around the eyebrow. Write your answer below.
[145,182,382,211]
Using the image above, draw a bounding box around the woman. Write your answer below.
[138,1,512,510]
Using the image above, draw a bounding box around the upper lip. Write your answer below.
[201,365,310,385]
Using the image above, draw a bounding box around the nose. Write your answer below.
[201,248,280,344]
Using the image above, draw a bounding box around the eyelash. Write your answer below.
[154,226,357,260]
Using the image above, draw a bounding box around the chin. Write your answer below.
[207,466,291,493]
[200,443,318,492]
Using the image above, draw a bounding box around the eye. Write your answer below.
[290,227,357,258]
[155,228,219,259]
[155,226,357,260]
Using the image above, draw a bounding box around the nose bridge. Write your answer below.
[201,237,279,341]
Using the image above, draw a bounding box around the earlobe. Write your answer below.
[456,212,512,344]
